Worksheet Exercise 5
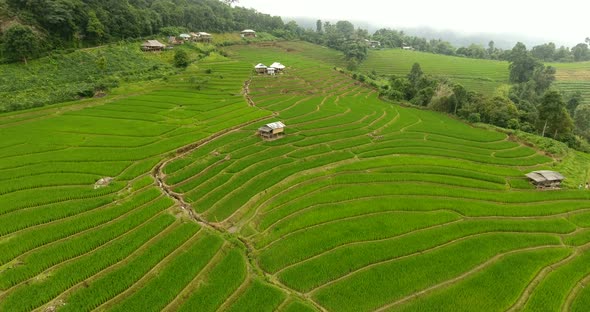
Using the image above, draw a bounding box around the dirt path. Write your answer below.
[150,84,327,312]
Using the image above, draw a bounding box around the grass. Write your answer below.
[360,48,590,102]
[393,247,571,312]
[0,39,589,312]
[311,233,560,312]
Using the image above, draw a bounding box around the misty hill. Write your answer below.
[284,16,565,49]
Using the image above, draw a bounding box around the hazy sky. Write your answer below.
[237,0,589,46]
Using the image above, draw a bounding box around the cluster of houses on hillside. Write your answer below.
[254,62,285,75]
[142,29,257,52]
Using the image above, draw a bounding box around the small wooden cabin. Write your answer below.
[241,29,256,38]
[525,170,565,188]
[141,40,166,52]
[197,32,212,42]
[258,121,285,140]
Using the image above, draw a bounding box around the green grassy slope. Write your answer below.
[361,49,590,104]
[0,40,589,312]
[0,54,294,312]
[165,41,589,311]
[360,49,509,94]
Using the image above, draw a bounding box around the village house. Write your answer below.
[196,32,212,42]
[402,45,414,50]
[258,121,286,140]
[168,36,182,45]
[255,63,267,74]
[525,170,565,188]
[365,39,381,48]
[141,40,166,52]
[179,33,191,41]
[269,62,285,73]
[241,29,256,38]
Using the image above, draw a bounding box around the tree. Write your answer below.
[566,91,584,116]
[574,104,590,139]
[531,65,555,94]
[316,19,322,33]
[2,24,41,64]
[428,83,456,113]
[86,11,105,43]
[572,43,589,61]
[488,40,495,55]
[537,90,573,139]
[173,49,189,68]
[508,42,542,83]
[407,63,424,87]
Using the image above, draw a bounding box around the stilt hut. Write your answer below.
[255,63,267,74]
[269,62,286,73]
[258,121,286,140]
[241,29,257,38]
[525,170,565,188]
[141,40,166,52]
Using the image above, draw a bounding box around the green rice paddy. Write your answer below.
[0,41,589,311]
[361,48,590,104]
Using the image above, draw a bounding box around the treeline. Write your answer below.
[0,0,283,62]
[377,42,588,150]
[369,28,590,62]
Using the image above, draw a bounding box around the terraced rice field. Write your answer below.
[361,49,590,103]
[1,40,590,311]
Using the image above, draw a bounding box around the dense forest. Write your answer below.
[0,0,284,62]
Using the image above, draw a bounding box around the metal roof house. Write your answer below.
[141,40,166,52]
[191,32,212,42]
[258,121,285,140]
[254,63,267,74]
[525,170,565,188]
[179,33,191,40]
[269,62,285,71]
[241,29,256,38]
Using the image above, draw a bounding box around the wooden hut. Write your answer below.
[258,121,285,140]
[525,170,565,188]
[141,40,166,52]
[255,63,267,74]
[241,29,256,38]
[196,32,212,42]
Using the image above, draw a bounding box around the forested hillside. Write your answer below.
[0,0,282,60]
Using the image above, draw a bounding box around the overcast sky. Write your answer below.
[236,0,589,46]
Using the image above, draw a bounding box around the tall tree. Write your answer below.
[566,91,584,116]
[407,62,424,87]
[316,19,322,33]
[574,104,590,140]
[86,10,105,44]
[537,90,573,139]
[508,42,542,84]
[2,24,41,64]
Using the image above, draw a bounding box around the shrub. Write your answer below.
[468,113,481,123]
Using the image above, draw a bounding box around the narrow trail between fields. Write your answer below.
[151,81,328,312]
